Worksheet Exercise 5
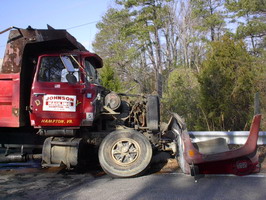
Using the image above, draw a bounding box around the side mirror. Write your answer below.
[66,73,77,84]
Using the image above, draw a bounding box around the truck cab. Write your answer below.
[30,52,104,128]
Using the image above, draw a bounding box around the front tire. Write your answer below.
[98,129,152,178]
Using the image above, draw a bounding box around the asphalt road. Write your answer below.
[1,168,266,200]
[59,173,266,200]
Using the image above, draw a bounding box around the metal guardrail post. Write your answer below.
[254,92,260,115]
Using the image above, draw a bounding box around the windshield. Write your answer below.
[84,57,100,84]
[38,56,80,82]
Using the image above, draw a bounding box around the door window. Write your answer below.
[38,56,79,82]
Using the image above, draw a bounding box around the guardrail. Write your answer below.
[189,131,266,145]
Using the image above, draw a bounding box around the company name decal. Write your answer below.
[43,95,76,112]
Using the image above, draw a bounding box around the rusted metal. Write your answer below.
[0,153,42,163]
[0,26,18,35]
[2,26,86,73]
[0,154,27,163]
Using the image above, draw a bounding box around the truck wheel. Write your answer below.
[98,129,152,178]
[146,95,160,132]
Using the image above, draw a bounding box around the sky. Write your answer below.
[0,0,114,58]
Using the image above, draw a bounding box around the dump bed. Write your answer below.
[0,27,86,127]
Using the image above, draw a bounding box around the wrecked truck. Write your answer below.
[0,26,176,178]
[0,26,262,178]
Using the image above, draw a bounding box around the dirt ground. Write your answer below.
[258,145,266,172]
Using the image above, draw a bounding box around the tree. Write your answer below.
[162,67,202,129]
[191,0,226,41]
[224,0,266,130]
[225,0,266,54]
[100,61,122,92]
[160,1,179,75]
[174,0,207,72]
[116,0,174,97]
[198,35,256,131]
[93,8,153,93]
[253,50,266,130]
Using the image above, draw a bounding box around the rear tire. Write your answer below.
[98,129,152,178]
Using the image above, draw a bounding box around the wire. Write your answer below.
[66,21,99,30]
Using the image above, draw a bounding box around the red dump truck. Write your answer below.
[0,26,175,178]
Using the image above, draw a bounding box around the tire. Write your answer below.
[146,95,160,132]
[98,129,152,178]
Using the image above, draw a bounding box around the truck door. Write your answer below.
[30,55,85,127]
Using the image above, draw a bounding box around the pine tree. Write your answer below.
[225,0,266,54]
[116,0,174,97]
[198,35,256,131]
[191,0,226,41]
[100,62,121,92]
